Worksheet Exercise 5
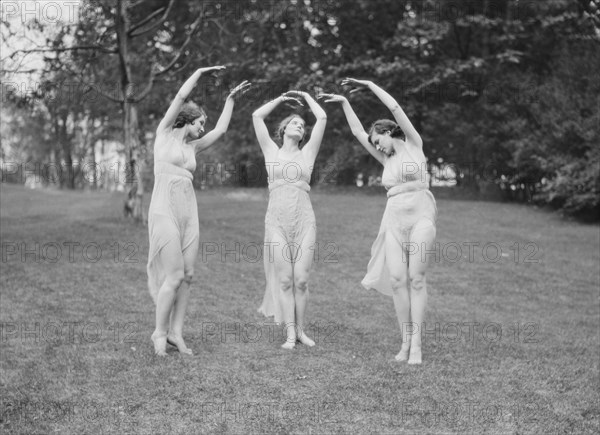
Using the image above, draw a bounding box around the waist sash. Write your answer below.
[268,179,310,193]
[386,181,429,198]
[154,161,193,180]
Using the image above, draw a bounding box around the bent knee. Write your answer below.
[294,276,309,292]
[409,273,426,291]
[164,270,185,288]
[183,272,193,285]
[279,275,293,292]
[389,275,408,294]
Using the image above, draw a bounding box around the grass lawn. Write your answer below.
[1,183,599,434]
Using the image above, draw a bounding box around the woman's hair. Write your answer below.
[276,114,305,145]
[367,119,405,144]
[173,101,206,129]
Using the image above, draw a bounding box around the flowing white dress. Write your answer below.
[147,161,199,303]
[361,143,437,296]
[258,150,316,322]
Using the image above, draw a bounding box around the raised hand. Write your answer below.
[227,80,252,100]
[283,90,309,98]
[197,65,226,75]
[281,90,305,107]
[159,65,226,131]
[341,78,372,93]
[318,93,347,103]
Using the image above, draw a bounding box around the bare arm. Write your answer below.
[191,81,251,153]
[321,93,385,165]
[251,95,300,157]
[291,91,327,166]
[343,78,423,148]
[156,65,225,133]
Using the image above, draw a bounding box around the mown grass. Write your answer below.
[0,183,598,434]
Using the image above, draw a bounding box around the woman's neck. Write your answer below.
[390,138,404,156]
[171,126,188,143]
[280,138,300,154]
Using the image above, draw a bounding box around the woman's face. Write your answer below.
[370,130,394,155]
[187,115,206,139]
[284,117,305,142]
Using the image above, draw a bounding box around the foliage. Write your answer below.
[1,0,599,218]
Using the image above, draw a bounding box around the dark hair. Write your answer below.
[367,119,405,144]
[173,102,206,129]
[276,114,305,145]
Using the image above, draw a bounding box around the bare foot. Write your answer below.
[297,333,315,347]
[281,338,296,350]
[151,331,167,356]
[395,343,410,362]
[167,334,193,355]
[407,347,422,365]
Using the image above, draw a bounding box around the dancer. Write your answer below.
[252,90,327,349]
[148,66,250,356]
[321,79,436,364]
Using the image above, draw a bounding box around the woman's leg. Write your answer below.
[271,232,296,349]
[167,237,198,355]
[292,224,317,346]
[406,219,436,364]
[152,221,185,356]
[385,229,411,361]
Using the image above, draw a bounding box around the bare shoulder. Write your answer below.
[405,136,423,150]
[300,147,317,166]
[262,146,279,163]
[154,128,179,150]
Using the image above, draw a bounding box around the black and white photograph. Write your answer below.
[1,0,599,433]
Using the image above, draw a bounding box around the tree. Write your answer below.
[3,0,598,218]
[3,0,213,221]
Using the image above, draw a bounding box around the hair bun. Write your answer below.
[368,119,405,141]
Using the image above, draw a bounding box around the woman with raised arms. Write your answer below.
[321,79,437,364]
[148,66,250,356]
[252,90,327,349]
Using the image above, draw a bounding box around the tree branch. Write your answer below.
[127,0,148,9]
[131,11,204,103]
[60,59,124,103]
[5,46,117,61]
[128,6,165,35]
[88,83,124,103]
[152,12,204,78]
[162,57,192,76]
[129,0,175,38]
[0,67,40,74]
[131,74,156,103]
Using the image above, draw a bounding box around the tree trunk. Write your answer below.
[60,111,75,189]
[88,122,97,190]
[117,0,145,224]
[123,101,146,224]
